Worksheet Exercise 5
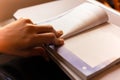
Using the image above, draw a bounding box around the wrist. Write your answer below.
[0,27,12,55]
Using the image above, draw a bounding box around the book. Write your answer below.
[13,0,120,80]
[14,0,108,39]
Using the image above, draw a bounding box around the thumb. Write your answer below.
[28,47,50,61]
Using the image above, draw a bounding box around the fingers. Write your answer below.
[17,18,63,38]
[18,18,33,24]
[31,32,64,46]
[54,38,64,46]
[34,25,63,38]
[56,30,63,38]
[17,18,64,46]
[31,47,50,61]
[22,47,50,61]
[29,25,64,46]
[17,47,50,60]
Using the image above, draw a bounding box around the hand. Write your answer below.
[0,18,64,57]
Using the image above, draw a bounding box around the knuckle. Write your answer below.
[49,33,56,38]
[26,24,34,28]
[23,18,31,22]
[21,18,32,23]
[47,25,54,30]
[25,24,35,31]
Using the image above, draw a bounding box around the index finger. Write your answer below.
[34,25,63,38]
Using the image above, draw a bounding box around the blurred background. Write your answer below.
[0,0,120,22]
[0,0,54,22]
[98,0,120,12]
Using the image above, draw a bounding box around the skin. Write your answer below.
[0,18,64,58]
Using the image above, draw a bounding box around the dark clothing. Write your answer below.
[0,56,70,80]
[106,0,115,8]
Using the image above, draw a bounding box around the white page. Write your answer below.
[64,23,120,67]
[14,0,82,23]
[38,2,108,38]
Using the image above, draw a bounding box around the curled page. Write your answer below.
[38,1,108,39]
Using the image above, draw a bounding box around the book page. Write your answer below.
[14,0,83,23]
[38,2,108,38]
[64,23,120,67]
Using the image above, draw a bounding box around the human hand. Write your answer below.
[0,18,64,57]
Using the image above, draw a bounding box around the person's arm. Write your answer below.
[0,18,64,57]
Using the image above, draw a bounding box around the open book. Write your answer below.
[36,1,108,39]
[13,0,120,80]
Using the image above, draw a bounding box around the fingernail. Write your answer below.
[58,30,63,35]
[59,38,64,45]
[57,30,63,37]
